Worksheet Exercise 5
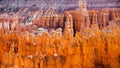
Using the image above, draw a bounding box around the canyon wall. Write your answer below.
[0,8,119,34]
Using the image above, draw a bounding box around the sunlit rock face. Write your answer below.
[64,13,74,36]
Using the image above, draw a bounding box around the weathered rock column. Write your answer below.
[78,0,90,28]
[11,14,19,32]
[64,14,74,36]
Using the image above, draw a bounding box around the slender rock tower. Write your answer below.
[64,14,74,36]
[78,0,90,28]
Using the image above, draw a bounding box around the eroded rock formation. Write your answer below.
[0,8,119,35]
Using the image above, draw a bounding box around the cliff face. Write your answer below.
[0,8,119,34]
[88,9,120,28]
[0,0,119,34]
[32,15,65,29]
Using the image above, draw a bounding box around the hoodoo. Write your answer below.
[0,0,119,68]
